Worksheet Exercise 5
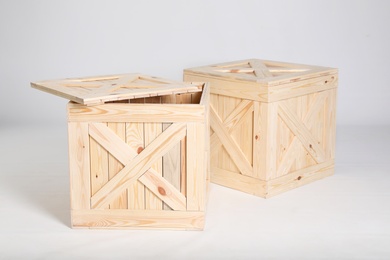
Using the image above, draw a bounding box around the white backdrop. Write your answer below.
[1,0,389,126]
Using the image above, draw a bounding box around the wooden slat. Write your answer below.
[210,100,253,155]
[89,123,134,163]
[90,123,186,209]
[267,160,334,198]
[186,122,205,211]
[266,74,338,101]
[107,122,127,209]
[68,122,91,210]
[89,135,109,208]
[253,102,278,180]
[68,103,205,123]
[72,209,204,230]
[162,123,181,210]
[327,89,337,159]
[211,167,266,198]
[144,123,163,210]
[278,102,326,163]
[249,60,272,78]
[126,122,145,210]
[184,73,269,101]
[210,107,253,177]
[139,171,186,211]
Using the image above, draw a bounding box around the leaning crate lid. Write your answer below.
[184,59,337,86]
[31,73,202,105]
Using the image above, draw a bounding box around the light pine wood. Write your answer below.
[107,122,127,209]
[186,122,205,211]
[68,122,91,210]
[90,122,186,209]
[89,135,109,208]
[162,123,181,210]
[211,160,334,198]
[31,74,202,105]
[139,171,186,211]
[71,210,204,230]
[210,107,252,177]
[67,103,205,123]
[125,122,145,210]
[144,122,164,210]
[35,76,209,229]
[89,122,187,211]
[184,59,338,198]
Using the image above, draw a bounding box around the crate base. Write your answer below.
[71,210,204,230]
[211,160,334,198]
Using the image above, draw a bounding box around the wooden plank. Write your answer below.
[91,123,186,209]
[327,89,337,159]
[278,101,326,163]
[126,122,145,210]
[253,102,278,180]
[162,123,181,210]
[249,59,272,78]
[210,106,252,177]
[71,210,204,230]
[68,122,91,210]
[139,171,186,211]
[210,94,219,170]
[267,74,338,101]
[210,100,253,157]
[144,123,163,210]
[211,167,266,198]
[89,123,134,163]
[184,73,269,102]
[89,136,109,199]
[107,122,127,209]
[68,103,205,123]
[186,122,205,211]
[223,96,243,173]
[267,160,334,198]
[180,136,187,196]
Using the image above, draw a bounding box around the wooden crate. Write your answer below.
[184,59,337,198]
[31,74,209,230]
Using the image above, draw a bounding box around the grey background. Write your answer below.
[1,0,389,127]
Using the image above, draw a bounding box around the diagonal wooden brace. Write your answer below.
[210,107,253,176]
[89,122,187,210]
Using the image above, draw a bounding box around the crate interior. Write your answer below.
[106,85,204,105]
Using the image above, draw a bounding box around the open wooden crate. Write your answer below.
[184,59,337,198]
[32,74,209,230]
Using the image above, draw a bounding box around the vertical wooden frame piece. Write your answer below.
[68,122,91,212]
[253,102,278,180]
[186,122,205,211]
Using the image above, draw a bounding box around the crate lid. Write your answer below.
[184,59,337,86]
[31,73,202,105]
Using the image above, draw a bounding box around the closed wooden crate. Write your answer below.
[32,74,209,230]
[184,59,337,198]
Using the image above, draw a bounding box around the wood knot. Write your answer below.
[309,144,313,149]
[158,187,166,196]
[325,80,328,84]
[255,135,259,140]
[137,147,144,154]
[297,176,302,180]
